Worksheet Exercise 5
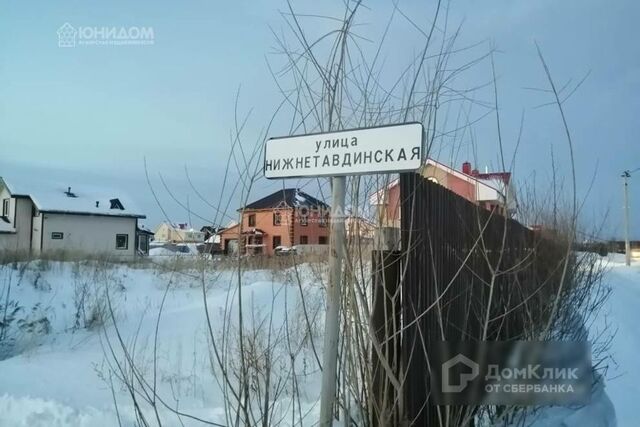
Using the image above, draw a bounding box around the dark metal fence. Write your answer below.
[371,173,567,426]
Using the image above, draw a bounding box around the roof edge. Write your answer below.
[41,210,146,219]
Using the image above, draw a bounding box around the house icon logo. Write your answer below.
[441,353,480,393]
[57,23,77,48]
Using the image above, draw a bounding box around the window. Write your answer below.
[1,199,8,217]
[273,211,282,226]
[109,198,124,210]
[272,235,281,249]
[116,234,129,250]
[51,232,64,240]
[319,236,328,245]
[299,214,308,226]
[319,213,329,228]
[299,235,308,245]
[248,214,256,227]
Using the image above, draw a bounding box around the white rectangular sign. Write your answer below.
[264,122,424,179]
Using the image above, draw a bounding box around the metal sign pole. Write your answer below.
[319,175,346,426]
[263,123,424,425]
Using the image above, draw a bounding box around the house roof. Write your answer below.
[0,176,146,219]
[368,158,504,205]
[137,225,154,235]
[242,188,330,211]
[474,171,511,185]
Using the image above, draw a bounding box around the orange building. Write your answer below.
[219,188,330,255]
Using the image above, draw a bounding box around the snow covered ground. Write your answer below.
[0,259,326,426]
[0,254,638,426]
[589,255,640,424]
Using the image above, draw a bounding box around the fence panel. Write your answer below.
[395,172,564,426]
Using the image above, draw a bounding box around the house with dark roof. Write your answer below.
[0,176,149,258]
[219,188,330,255]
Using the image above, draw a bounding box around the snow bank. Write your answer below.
[0,260,325,426]
[0,395,120,427]
[589,255,640,425]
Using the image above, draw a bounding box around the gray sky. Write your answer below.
[0,0,638,239]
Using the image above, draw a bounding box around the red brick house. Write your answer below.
[370,159,516,227]
[219,188,330,255]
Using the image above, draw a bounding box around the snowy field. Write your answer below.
[0,254,638,426]
[0,258,326,426]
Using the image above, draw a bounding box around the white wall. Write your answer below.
[42,213,137,258]
[0,230,18,251]
[476,181,501,203]
[0,186,13,219]
[0,183,18,250]
[31,213,42,255]
[0,190,32,252]
[13,198,33,252]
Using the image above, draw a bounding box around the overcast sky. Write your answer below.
[0,0,638,239]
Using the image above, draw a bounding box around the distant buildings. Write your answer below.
[219,188,330,256]
[154,222,205,243]
[0,159,519,260]
[345,215,375,241]
[0,177,149,257]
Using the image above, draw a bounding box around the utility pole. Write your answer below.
[623,170,631,266]
[319,175,346,426]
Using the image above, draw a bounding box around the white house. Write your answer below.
[154,222,205,243]
[0,176,148,258]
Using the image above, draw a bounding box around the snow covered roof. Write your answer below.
[0,176,146,219]
[137,224,154,234]
[156,222,202,232]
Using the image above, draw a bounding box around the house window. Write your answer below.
[300,235,308,245]
[319,236,328,245]
[1,199,8,217]
[272,235,281,249]
[248,214,256,227]
[109,198,124,210]
[51,232,64,240]
[319,213,329,228]
[116,234,129,250]
[299,214,308,226]
[273,211,282,226]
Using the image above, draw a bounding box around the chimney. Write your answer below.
[462,161,472,175]
[64,187,77,198]
[471,169,479,176]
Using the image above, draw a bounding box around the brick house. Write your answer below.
[370,159,517,227]
[219,188,330,255]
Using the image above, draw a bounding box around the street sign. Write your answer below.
[264,122,424,179]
